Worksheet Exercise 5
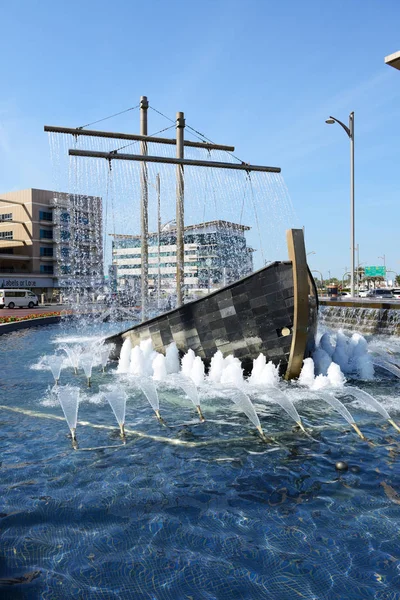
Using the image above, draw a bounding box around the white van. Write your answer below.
[0,289,39,309]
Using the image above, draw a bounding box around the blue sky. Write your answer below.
[1,0,399,279]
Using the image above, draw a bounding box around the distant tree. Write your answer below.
[396,275,400,286]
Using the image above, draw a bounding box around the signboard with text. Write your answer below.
[364,266,386,278]
[0,277,54,288]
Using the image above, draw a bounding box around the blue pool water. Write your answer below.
[0,322,400,599]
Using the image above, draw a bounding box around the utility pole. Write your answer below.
[176,112,185,307]
[140,96,149,321]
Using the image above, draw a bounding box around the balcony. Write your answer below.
[0,253,30,261]
[40,256,55,262]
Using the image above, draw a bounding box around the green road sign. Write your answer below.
[364,266,386,277]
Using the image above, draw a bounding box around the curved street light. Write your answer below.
[311,270,324,292]
[342,271,350,291]
[326,112,355,297]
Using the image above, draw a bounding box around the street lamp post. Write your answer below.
[325,112,355,297]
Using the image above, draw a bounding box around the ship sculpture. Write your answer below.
[45,97,318,379]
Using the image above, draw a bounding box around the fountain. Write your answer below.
[100,385,127,437]
[169,373,205,422]
[165,342,180,374]
[208,350,225,383]
[152,354,168,381]
[130,346,146,376]
[61,344,82,374]
[80,353,94,387]
[261,387,307,434]
[100,346,110,373]
[307,390,365,440]
[47,355,64,385]
[57,386,79,447]
[372,356,400,379]
[117,338,132,373]
[132,376,163,422]
[229,388,266,440]
[343,386,400,433]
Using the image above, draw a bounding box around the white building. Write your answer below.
[112,220,253,294]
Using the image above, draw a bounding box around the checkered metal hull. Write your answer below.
[107,261,318,373]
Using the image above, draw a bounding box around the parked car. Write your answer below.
[358,289,368,298]
[366,289,394,299]
[340,291,351,297]
[0,289,39,309]
[391,288,400,299]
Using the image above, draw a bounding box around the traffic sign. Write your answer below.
[364,266,386,277]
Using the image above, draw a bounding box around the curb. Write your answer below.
[0,316,62,335]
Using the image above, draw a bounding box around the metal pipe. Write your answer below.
[68,149,281,173]
[44,125,235,151]
[140,96,149,321]
[176,112,185,307]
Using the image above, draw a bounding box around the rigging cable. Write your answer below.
[110,124,176,154]
[78,105,140,130]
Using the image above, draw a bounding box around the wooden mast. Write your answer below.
[176,112,185,306]
[140,96,149,321]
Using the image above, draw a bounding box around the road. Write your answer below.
[0,305,66,318]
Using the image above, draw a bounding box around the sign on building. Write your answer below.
[364,266,386,277]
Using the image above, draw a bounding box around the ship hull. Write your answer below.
[107,259,318,375]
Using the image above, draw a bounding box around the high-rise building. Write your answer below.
[112,220,253,295]
[0,188,103,296]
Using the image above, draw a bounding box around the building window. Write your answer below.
[0,247,13,254]
[61,230,70,241]
[0,231,13,239]
[0,213,12,222]
[39,211,53,222]
[60,212,70,222]
[40,247,54,257]
[40,229,53,239]
[40,265,54,274]
[61,265,72,274]
[61,247,69,258]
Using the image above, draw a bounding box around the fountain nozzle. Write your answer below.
[55,379,59,386]
[256,425,268,442]
[87,377,91,388]
[351,422,366,440]
[119,422,126,438]
[196,405,205,422]
[70,428,78,449]
[297,421,307,435]
[155,410,165,424]
[388,418,400,434]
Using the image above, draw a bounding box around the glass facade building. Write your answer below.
[112,220,253,295]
